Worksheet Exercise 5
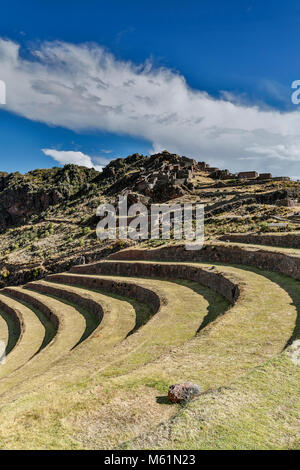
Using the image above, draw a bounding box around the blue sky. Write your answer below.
[0,0,300,176]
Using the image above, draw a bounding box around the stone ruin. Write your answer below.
[106,150,294,204]
[198,161,290,183]
[133,151,196,197]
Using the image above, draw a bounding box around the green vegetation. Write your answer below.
[0,260,298,449]
[0,155,299,449]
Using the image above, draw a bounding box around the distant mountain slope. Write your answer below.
[0,165,99,229]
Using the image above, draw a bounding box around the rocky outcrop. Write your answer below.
[103,151,196,202]
[0,165,99,229]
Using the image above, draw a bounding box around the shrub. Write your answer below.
[1,268,10,280]
[259,222,269,232]
[82,227,91,235]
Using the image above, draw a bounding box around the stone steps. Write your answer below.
[44,273,211,372]
[0,293,45,379]
[25,280,102,346]
[0,286,86,395]
[66,260,296,387]
[25,279,137,350]
[0,273,212,402]
[0,245,298,449]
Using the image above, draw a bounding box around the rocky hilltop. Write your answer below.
[0,165,99,230]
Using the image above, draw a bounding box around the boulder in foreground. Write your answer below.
[168,382,202,403]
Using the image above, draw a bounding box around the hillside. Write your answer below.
[0,151,300,287]
[0,244,298,449]
[0,152,299,449]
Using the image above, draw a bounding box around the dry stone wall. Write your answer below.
[219,233,300,248]
[72,260,240,304]
[108,243,300,280]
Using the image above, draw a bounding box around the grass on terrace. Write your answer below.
[0,264,298,449]
[125,351,300,450]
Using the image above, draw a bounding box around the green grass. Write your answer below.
[26,290,100,347]
[126,352,300,450]
[0,262,298,449]
[0,294,47,380]
[66,283,154,337]
[2,296,56,352]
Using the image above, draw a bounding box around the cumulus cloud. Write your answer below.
[42,149,103,171]
[1,37,300,176]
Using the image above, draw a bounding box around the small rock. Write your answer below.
[168,382,202,403]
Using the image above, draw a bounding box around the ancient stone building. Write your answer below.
[258,173,272,180]
[272,176,291,181]
[238,171,258,179]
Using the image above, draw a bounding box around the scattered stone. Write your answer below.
[168,382,202,403]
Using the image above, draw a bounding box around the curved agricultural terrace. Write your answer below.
[0,240,299,449]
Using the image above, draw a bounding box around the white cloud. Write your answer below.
[92,156,112,166]
[42,149,103,171]
[1,37,300,177]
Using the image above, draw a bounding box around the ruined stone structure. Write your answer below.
[104,150,294,204]
[130,152,196,198]
[238,171,258,179]
[258,173,272,180]
[207,167,220,173]
[197,161,210,171]
[210,169,234,180]
[272,176,291,181]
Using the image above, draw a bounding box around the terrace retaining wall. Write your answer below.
[219,233,300,248]
[108,243,300,280]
